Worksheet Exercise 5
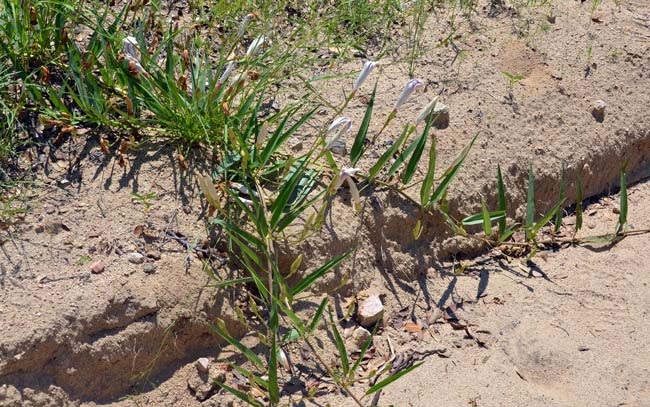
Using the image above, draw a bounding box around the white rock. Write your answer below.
[351,327,372,348]
[591,100,606,122]
[125,252,145,264]
[195,357,210,373]
[432,102,450,129]
[357,294,384,327]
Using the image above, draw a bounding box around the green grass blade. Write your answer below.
[217,383,264,407]
[268,301,280,403]
[207,276,254,288]
[328,307,349,377]
[368,124,413,180]
[350,79,377,166]
[309,297,329,334]
[525,162,535,241]
[387,136,420,177]
[209,321,264,369]
[576,171,583,233]
[402,107,436,184]
[481,199,492,236]
[429,134,477,208]
[461,210,505,226]
[420,135,436,207]
[292,250,353,296]
[531,198,565,237]
[617,160,628,233]
[554,162,566,233]
[350,324,378,379]
[365,362,424,395]
[497,164,507,236]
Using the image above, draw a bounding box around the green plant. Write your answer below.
[131,192,158,213]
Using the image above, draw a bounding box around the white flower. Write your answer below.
[395,79,424,110]
[415,96,439,126]
[324,117,352,151]
[333,167,362,211]
[353,61,377,92]
[123,36,138,58]
[246,35,266,58]
[218,61,236,84]
[237,13,255,38]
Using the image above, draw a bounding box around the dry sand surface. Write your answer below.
[2,0,650,406]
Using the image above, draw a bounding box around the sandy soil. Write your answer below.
[2,0,650,406]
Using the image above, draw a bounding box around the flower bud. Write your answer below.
[353,61,377,92]
[395,79,424,111]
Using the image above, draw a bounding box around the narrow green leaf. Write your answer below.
[429,134,477,208]
[292,250,354,296]
[525,162,535,241]
[207,276,254,288]
[554,162,566,233]
[462,210,505,226]
[420,135,436,207]
[481,199,492,236]
[350,79,377,166]
[368,124,413,180]
[309,297,329,334]
[576,171,583,233]
[268,301,280,403]
[270,159,309,229]
[387,136,420,177]
[329,307,349,376]
[531,198,565,236]
[497,164,507,236]
[617,160,628,233]
[209,321,264,369]
[402,108,436,184]
[217,383,264,407]
[365,362,424,395]
[351,323,378,378]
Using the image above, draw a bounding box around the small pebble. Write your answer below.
[126,252,145,264]
[34,224,45,233]
[357,294,384,327]
[143,264,156,274]
[146,250,161,260]
[591,100,606,123]
[195,357,210,373]
[90,261,105,274]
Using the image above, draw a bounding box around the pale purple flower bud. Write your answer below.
[325,117,352,151]
[218,61,236,84]
[246,35,266,57]
[395,79,424,111]
[353,61,377,92]
[333,167,362,211]
[237,13,255,38]
[123,36,138,58]
[415,96,439,126]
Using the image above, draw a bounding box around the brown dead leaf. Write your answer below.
[403,322,423,333]
[133,225,143,238]
[99,138,110,155]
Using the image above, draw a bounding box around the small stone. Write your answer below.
[125,252,145,264]
[591,100,606,122]
[90,261,105,274]
[289,137,303,151]
[357,294,384,327]
[209,366,226,384]
[44,205,56,214]
[612,206,620,214]
[0,384,22,406]
[196,357,210,373]
[146,250,161,260]
[34,224,45,233]
[143,264,156,274]
[432,102,450,129]
[351,327,371,349]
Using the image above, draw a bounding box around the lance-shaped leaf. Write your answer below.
[428,134,477,209]
[350,80,377,166]
[292,250,354,296]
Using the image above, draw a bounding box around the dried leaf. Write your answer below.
[133,225,143,238]
[403,322,423,333]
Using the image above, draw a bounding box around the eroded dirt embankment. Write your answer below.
[2,0,650,405]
